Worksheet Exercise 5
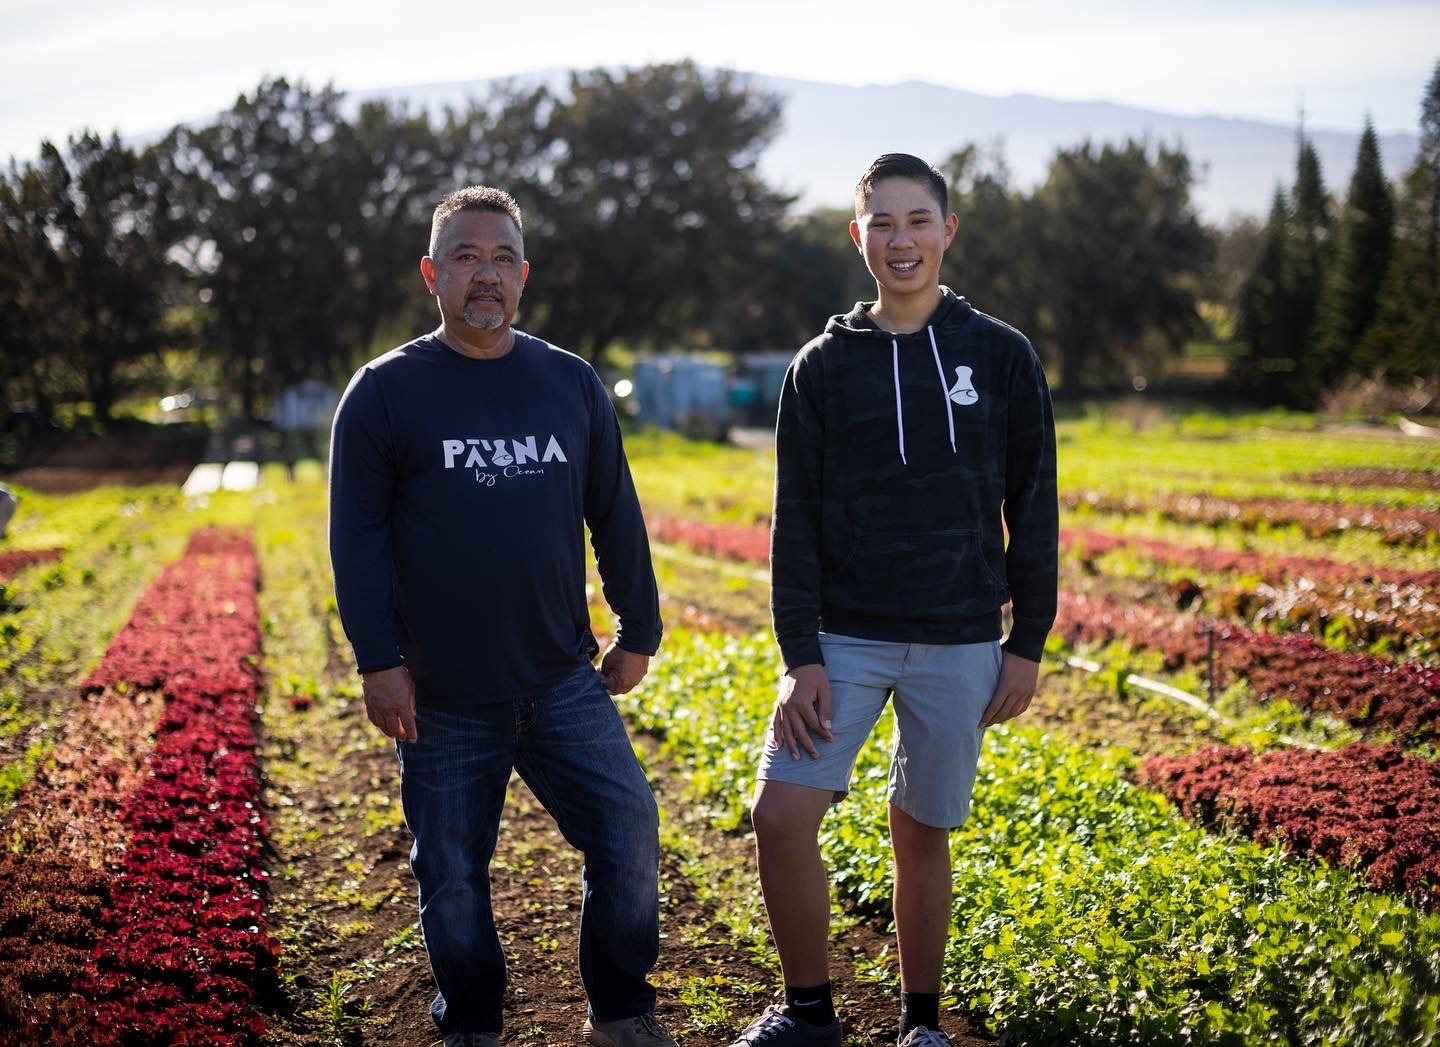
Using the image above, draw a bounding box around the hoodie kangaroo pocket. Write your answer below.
[825,528,1006,621]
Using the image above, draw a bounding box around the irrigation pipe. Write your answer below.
[1060,655,1322,750]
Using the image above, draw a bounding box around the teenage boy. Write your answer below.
[731,154,1058,1047]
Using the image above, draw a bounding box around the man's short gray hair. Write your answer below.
[429,186,524,257]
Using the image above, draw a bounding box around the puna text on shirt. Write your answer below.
[441,436,569,469]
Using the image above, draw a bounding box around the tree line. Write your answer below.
[1239,62,1440,406]
[1,60,1436,430]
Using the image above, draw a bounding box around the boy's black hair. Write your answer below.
[854,154,948,217]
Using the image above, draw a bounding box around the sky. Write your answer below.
[3,0,1437,164]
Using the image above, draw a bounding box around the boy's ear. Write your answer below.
[943,212,959,248]
[849,219,863,251]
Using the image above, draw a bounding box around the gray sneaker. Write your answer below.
[584,1011,679,1047]
[729,1005,842,1046]
[433,1035,501,1047]
[898,1027,953,1047]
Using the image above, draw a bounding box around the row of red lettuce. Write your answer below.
[0,527,276,1046]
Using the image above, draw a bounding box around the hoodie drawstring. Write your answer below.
[892,327,958,465]
[891,339,907,465]
[928,325,957,454]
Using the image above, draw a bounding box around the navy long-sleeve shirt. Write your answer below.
[328,331,661,706]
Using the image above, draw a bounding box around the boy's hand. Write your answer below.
[362,665,418,741]
[598,643,649,695]
[773,663,833,760]
[980,651,1040,728]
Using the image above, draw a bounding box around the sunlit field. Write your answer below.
[1,408,1437,1045]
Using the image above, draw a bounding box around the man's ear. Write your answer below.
[420,255,438,294]
[849,219,863,251]
[521,260,530,287]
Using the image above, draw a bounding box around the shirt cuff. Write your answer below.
[1001,621,1049,663]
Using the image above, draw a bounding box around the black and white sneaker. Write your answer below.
[898,1026,953,1047]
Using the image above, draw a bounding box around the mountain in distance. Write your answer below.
[352,69,1420,224]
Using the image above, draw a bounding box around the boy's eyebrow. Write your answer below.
[867,207,937,219]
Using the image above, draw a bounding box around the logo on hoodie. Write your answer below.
[947,365,979,406]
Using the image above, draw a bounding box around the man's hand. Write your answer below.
[599,643,649,695]
[362,665,418,741]
[980,651,1040,729]
[772,663,833,760]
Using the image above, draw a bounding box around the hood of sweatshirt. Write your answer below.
[822,287,977,464]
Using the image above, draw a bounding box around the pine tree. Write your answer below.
[1358,62,1440,382]
[1422,60,1440,304]
[1310,119,1395,388]
[1238,187,1295,395]
[1287,140,1334,399]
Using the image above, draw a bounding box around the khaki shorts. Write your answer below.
[757,633,1002,828]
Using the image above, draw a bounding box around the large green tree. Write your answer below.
[1030,139,1212,392]
[1309,120,1395,391]
[163,78,445,418]
[716,206,870,353]
[938,144,1041,339]
[0,134,178,426]
[0,160,69,426]
[509,62,791,367]
[336,98,452,355]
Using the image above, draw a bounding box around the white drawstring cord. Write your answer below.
[891,339,907,464]
[927,326,956,453]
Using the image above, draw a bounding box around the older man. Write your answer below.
[329,186,673,1047]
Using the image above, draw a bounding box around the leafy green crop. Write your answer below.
[621,630,1440,1046]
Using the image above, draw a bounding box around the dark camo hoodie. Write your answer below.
[770,287,1058,670]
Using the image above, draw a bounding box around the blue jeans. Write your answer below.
[397,665,661,1037]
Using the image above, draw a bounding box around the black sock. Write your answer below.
[900,991,940,1035]
[784,981,836,1026]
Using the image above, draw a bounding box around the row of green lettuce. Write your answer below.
[618,629,1440,1046]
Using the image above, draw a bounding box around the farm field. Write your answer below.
[1,409,1438,1046]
